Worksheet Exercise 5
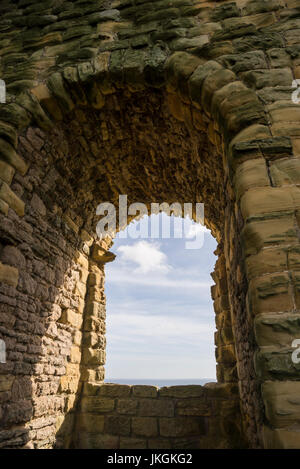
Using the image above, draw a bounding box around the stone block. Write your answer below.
[201,68,236,114]
[242,216,298,256]
[220,50,268,73]
[292,138,300,156]
[31,83,63,121]
[132,385,158,398]
[82,382,101,396]
[0,181,25,216]
[65,395,76,412]
[83,316,105,333]
[271,122,300,137]
[63,214,79,234]
[159,417,205,438]
[0,374,14,392]
[0,198,8,215]
[65,363,80,377]
[117,399,138,415]
[234,158,270,200]
[203,383,239,399]
[99,384,131,398]
[0,161,15,185]
[0,263,19,288]
[3,400,33,424]
[132,417,158,437]
[81,396,115,413]
[75,251,89,270]
[47,72,74,113]
[104,416,131,436]
[229,124,272,168]
[255,313,300,347]
[249,272,293,314]
[31,193,46,216]
[59,309,83,328]
[85,301,106,319]
[70,346,81,364]
[267,46,292,67]
[189,61,223,107]
[0,121,18,148]
[270,158,300,186]
[139,399,174,417]
[263,425,300,449]
[165,51,203,95]
[74,281,86,301]
[91,245,116,264]
[241,187,294,220]
[82,348,105,366]
[213,294,230,313]
[268,101,300,124]
[215,344,236,364]
[73,330,82,346]
[242,68,293,89]
[255,349,300,380]
[0,138,28,175]
[159,385,204,398]
[59,375,79,394]
[80,366,105,383]
[262,381,300,427]
[176,399,211,417]
[245,248,287,279]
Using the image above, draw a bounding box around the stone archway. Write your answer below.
[0,0,300,450]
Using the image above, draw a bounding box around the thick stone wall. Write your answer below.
[0,122,117,448]
[0,0,300,450]
[73,383,245,449]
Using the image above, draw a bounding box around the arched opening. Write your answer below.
[104,213,218,386]
[9,80,246,449]
[0,45,272,449]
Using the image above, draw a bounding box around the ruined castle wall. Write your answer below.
[0,86,239,449]
[73,383,245,449]
[0,126,110,449]
[0,0,300,450]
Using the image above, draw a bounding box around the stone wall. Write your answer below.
[73,383,245,449]
[0,121,118,448]
[0,0,300,450]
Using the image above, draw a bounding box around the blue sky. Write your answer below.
[104,213,217,380]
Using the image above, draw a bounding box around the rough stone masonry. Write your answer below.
[0,0,300,450]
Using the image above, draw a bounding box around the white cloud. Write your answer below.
[117,241,171,274]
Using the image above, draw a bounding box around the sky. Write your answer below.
[104,213,217,381]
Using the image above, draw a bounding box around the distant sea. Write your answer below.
[104,378,216,388]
